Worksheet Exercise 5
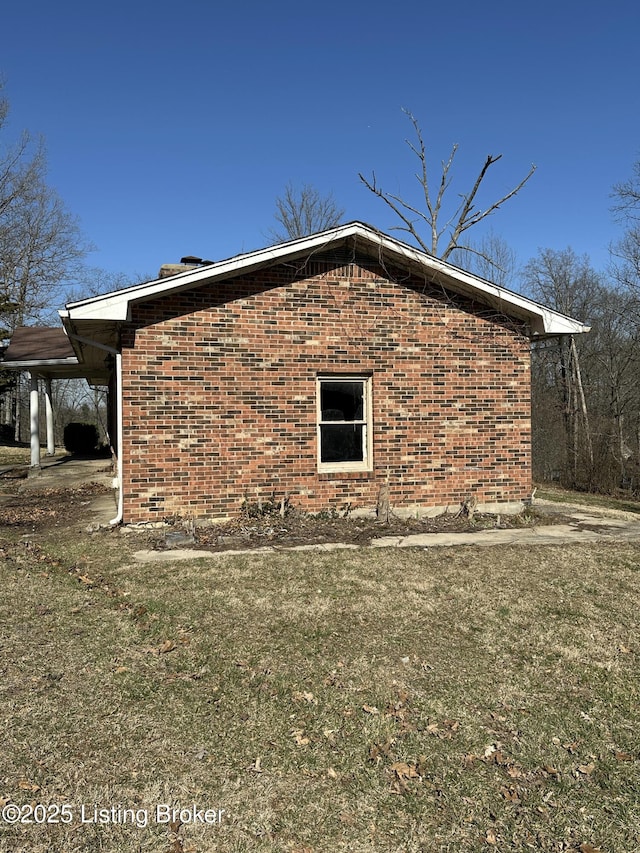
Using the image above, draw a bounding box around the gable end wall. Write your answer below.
[120,260,531,522]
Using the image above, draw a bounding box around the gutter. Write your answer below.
[110,352,124,526]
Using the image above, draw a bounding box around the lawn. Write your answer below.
[535,486,640,516]
[0,444,32,467]
[1,524,639,852]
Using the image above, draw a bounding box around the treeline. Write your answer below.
[2,379,107,448]
[524,161,640,495]
[526,250,640,493]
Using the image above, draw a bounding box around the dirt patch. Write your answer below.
[184,506,566,552]
[0,482,112,530]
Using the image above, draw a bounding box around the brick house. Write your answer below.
[54,222,587,524]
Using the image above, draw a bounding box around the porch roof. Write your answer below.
[1,326,108,383]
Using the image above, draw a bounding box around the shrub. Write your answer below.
[63,422,99,455]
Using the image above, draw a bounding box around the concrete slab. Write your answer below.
[5,454,640,554]
[127,519,640,563]
[17,455,114,492]
[84,492,119,529]
[371,523,640,549]
[5,454,118,529]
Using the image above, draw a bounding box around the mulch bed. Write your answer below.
[190,505,560,551]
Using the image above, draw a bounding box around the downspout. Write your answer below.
[44,378,55,456]
[110,351,124,526]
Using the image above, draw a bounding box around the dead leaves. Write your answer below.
[144,638,184,655]
[323,728,337,745]
[552,736,580,754]
[387,757,433,794]
[18,780,41,792]
[369,738,395,763]
[613,749,635,762]
[499,785,521,804]
[292,690,317,705]
[426,718,460,739]
[291,729,311,747]
[0,482,109,528]
[390,760,421,781]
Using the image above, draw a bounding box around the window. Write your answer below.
[317,376,372,471]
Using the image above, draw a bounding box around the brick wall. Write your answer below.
[120,256,531,522]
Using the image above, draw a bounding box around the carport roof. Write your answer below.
[1,326,104,381]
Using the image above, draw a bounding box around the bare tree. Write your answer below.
[359,109,536,262]
[0,179,89,328]
[0,85,91,441]
[611,160,640,295]
[0,85,90,330]
[0,94,44,225]
[452,231,518,287]
[612,160,640,215]
[66,267,150,304]
[269,183,344,243]
[523,249,601,487]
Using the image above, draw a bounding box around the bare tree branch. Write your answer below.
[611,161,640,294]
[0,83,91,330]
[359,110,536,262]
[268,183,344,243]
[612,161,640,221]
[357,171,432,254]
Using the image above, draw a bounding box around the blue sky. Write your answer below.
[2,0,639,286]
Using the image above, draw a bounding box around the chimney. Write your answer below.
[158,256,213,279]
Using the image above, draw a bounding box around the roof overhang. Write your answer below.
[1,326,111,384]
[60,223,590,349]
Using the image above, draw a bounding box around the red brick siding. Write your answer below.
[120,259,531,522]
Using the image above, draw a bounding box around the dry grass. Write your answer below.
[0,444,31,467]
[1,527,639,852]
[536,485,640,515]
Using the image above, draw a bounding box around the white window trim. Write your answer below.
[316,375,373,473]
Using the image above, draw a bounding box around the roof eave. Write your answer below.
[2,357,79,369]
[62,221,589,337]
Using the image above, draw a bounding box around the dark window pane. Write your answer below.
[320,424,364,463]
[321,382,363,421]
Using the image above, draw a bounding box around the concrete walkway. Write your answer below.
[17,454,115,491]
[0,454,118,527]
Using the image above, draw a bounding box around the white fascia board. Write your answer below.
[2,357,79,369]
[60,227,364,323]
[61,222,589,336]
[367,230,590,336]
